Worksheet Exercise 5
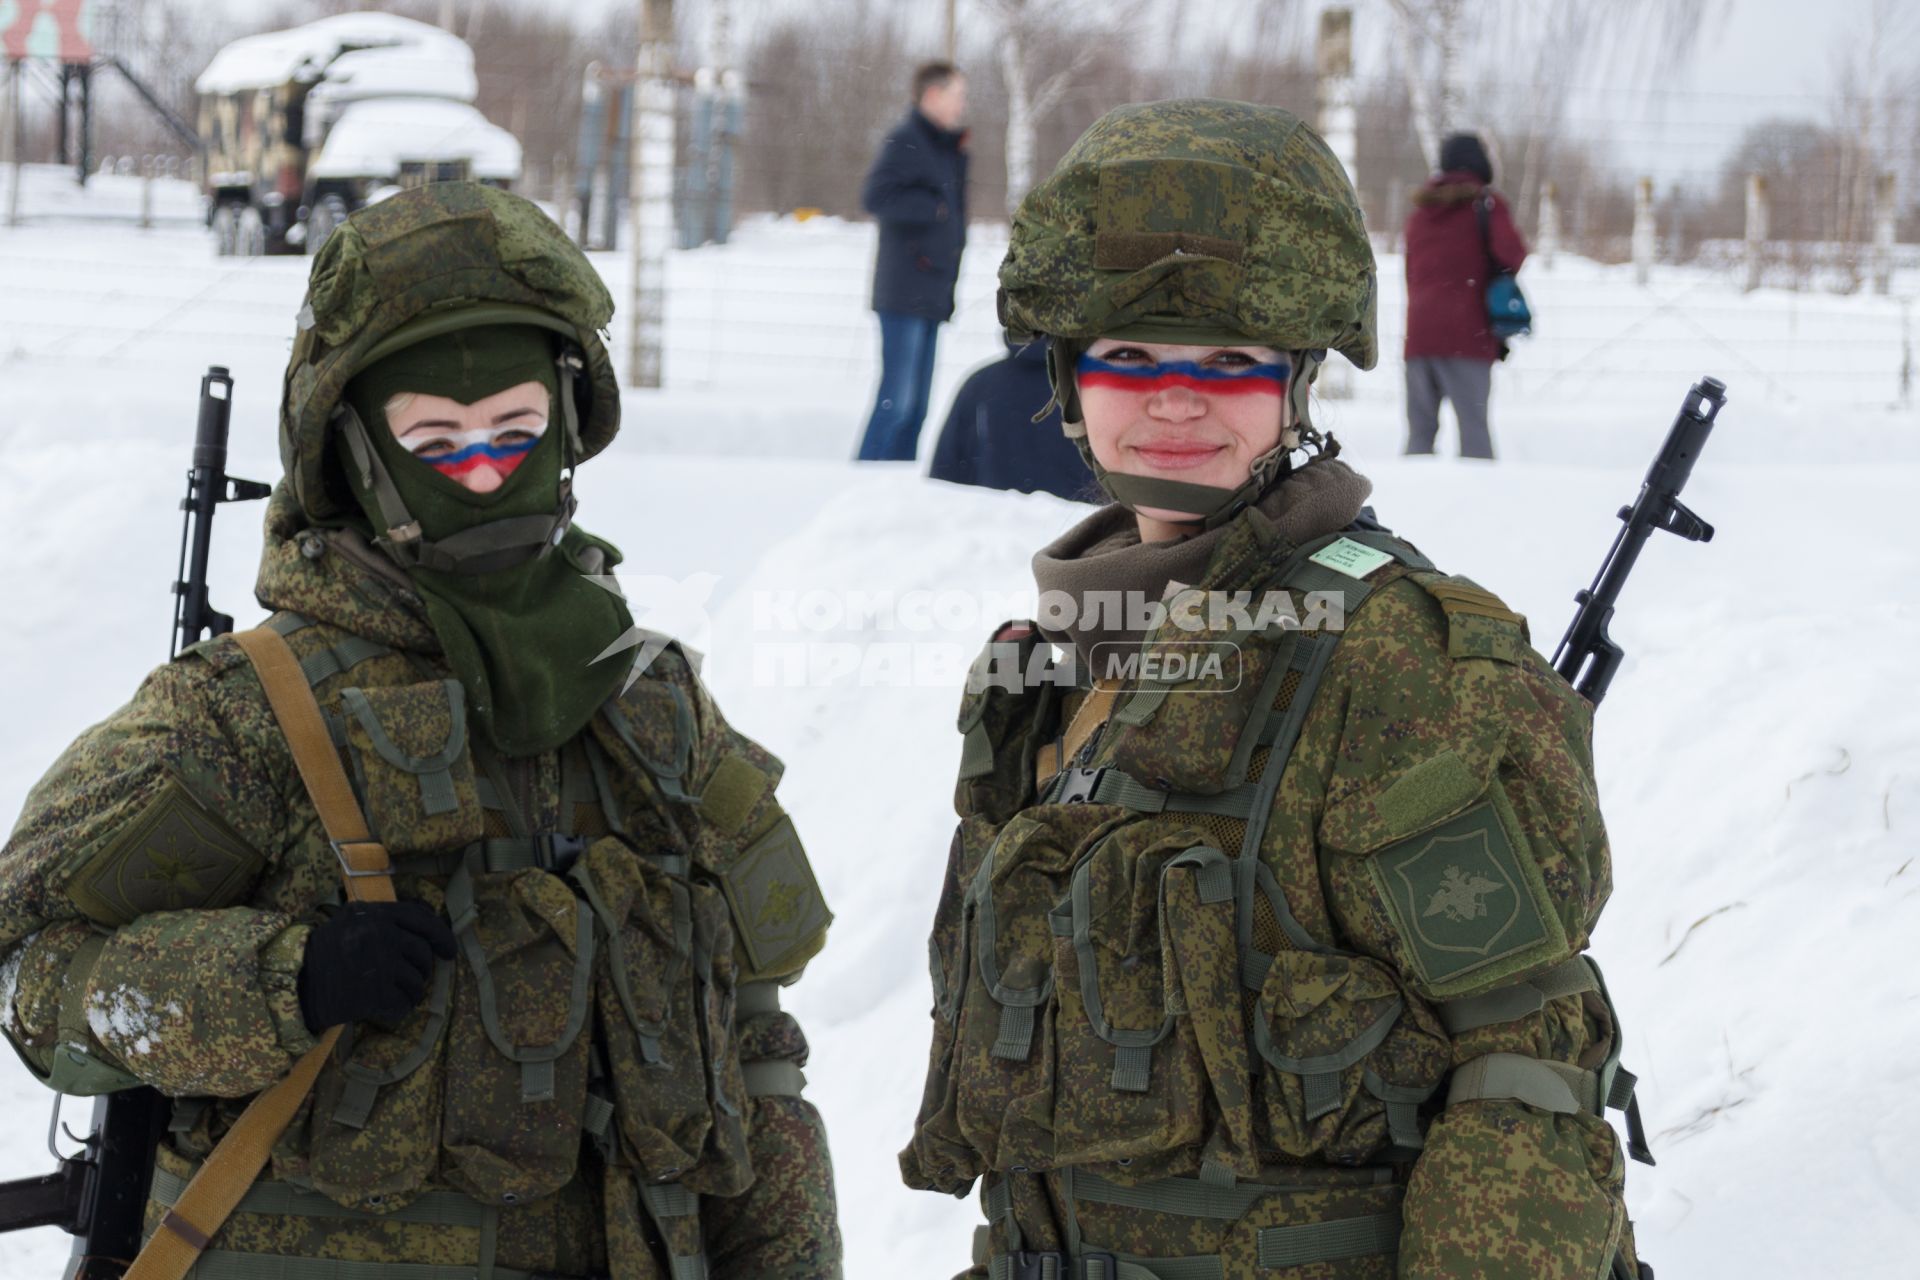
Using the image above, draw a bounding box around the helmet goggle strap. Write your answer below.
[1049,339,1326,532]
[332,348,586,576]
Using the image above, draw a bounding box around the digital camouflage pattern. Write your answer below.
[282,181,622,522]
[0,499,840,1272]
[999,100,1377,371]
[901,503,1642,1278]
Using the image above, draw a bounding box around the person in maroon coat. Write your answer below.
[1403,133,1527,459]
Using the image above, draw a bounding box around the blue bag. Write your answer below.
[1476,193,1531,339]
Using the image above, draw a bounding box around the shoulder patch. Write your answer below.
[1367,791,1568,998]
[1408,573,1530,664]
[66,772,267,927]
[698,753,771,836]
[718,815,832,979]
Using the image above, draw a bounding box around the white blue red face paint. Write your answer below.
[404,421,547,484]
[1076,352,1290,398]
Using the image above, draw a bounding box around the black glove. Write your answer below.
[297,900,457,1033]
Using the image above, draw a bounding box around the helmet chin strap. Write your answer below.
[1048,339,1326,533]
[333,349,586,576]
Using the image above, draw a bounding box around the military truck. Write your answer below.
[195,12,522,255]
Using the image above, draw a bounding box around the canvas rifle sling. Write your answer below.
[124,625,396,1280]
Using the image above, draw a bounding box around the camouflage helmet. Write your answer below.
[998,98,1376,369]
[281,181,619,523]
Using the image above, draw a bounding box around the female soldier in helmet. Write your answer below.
[901,100,1650,1280]
[0,183,841,1280]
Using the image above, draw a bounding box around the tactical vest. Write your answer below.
[903,529,1648,1279]
[138,610,824,1280]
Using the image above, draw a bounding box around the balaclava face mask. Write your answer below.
[343,325,635,758]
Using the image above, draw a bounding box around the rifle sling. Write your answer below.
[124,626,395,1280]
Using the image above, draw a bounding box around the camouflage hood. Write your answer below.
[998,98,1377,371]
[281,182,620,523]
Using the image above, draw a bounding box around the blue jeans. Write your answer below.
[856,312,941,461]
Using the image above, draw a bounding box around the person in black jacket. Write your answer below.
[927,337,1100,503]
[855,61,970,462]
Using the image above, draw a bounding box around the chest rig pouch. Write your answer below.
[274,615,749,1219]
[905,532,1457,1196]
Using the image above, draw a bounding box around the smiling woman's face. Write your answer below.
[1077,338,1291,537]
[384,380,550,494]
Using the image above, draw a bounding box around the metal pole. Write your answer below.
[1744,173,1768,293]
[1538,179,1559,269]
[1872,172,1895,297]
[1632,176,1654,287]
[139,153,153,229]
[945,0,957,60]
[2,59,20,227]
[626,0,673,388]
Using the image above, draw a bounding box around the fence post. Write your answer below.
[1632,176,1654,286]
[626,0,674,388]
[3,58,20,228]
[1744,173,1768,293]
[1872,172,1895,297]
[1315,7,1356,400]
[139,153,153,229]
[1537,180,1558,268]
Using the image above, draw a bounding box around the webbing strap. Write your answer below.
[1436,955,1600,1034]
[989,1252,1223,1280]
[742,1059,807,1098]
[1071,1170,1272,1221]
[637,1181,707,1280]
[1256,1210,1401,1267]
[1085,770,1264,819]
[1446,1052,1596,1115]
[735,981,782,1019]
[178,1255,539,1280]
[148,1165,491,1231]
[993,1003,1037,1061]
[298,636,391,688]
[125,627,397,1280]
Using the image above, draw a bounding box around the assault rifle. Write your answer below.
[0,367,268,1277]
[1553,376,1726,707]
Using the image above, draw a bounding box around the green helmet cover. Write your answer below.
[999,98,1376,367]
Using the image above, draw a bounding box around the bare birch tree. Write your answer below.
[980,0,1105,217]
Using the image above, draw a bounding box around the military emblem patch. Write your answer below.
[1369,797,1556,994]
[66,773,266,927]
[718,815,832,978]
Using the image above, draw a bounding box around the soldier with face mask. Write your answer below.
[0,183,841,1280]
[901,100,1652,1280]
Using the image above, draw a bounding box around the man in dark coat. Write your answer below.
[927,337,1100,503]
[855,61,970,461]
[1403,132,1527,459]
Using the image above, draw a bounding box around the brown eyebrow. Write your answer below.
[399,407,543,435]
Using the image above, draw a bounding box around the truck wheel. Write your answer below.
[238,206,267,257]
[211,204,238,256]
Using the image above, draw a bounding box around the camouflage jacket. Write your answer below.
[902,506,1643,1279]
[0,488,840,1280]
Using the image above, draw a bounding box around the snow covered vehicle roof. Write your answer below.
[309,98,522,182]
[195,13,473,97]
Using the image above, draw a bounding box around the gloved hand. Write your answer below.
[297,900,457,1033]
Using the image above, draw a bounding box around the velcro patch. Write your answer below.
[1368,796,1562,997]
[718,816,832,978]
[66,773,266,927]
[698,753,770,836]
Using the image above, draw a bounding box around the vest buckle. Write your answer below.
[1055,767,1106,805]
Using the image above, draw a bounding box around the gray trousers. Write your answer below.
[1405,356,1494,458]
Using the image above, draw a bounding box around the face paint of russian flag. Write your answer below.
[1076,355,1290,397]
[408,423,545,483]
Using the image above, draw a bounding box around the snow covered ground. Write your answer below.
[1,167,1917,1276]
